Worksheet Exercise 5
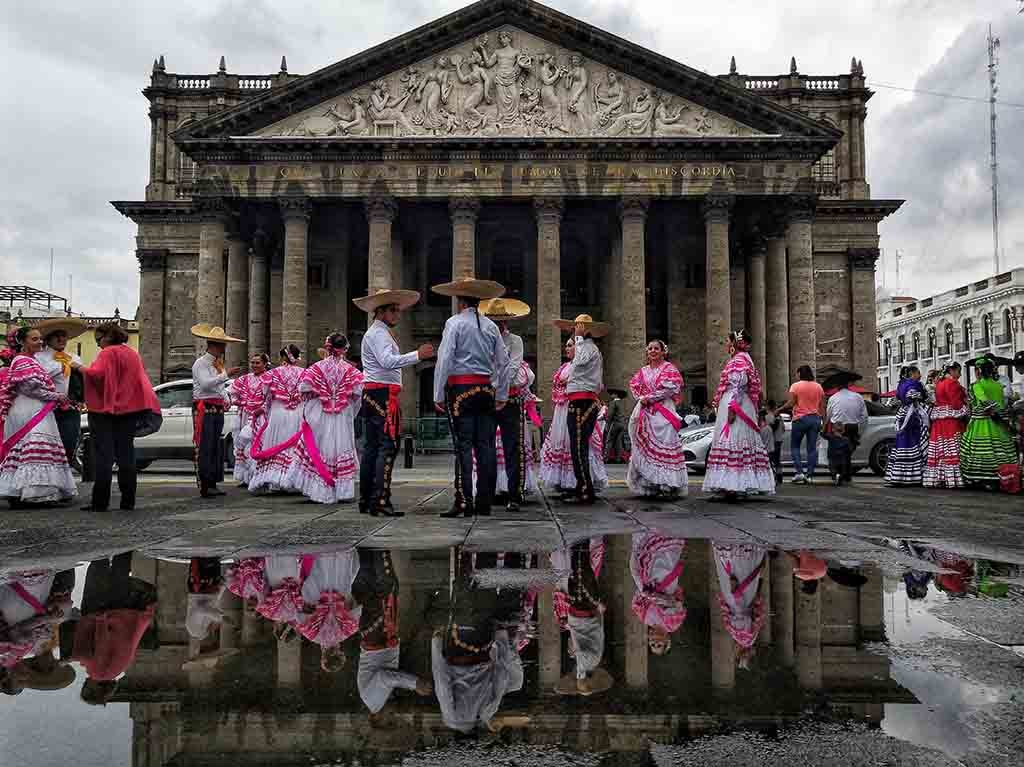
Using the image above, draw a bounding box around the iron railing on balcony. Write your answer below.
[994,333,1012,347]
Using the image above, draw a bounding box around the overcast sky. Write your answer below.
[1,0,1021,316]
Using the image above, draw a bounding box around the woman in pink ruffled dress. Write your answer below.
[249,345,304,494]
[228,352,270,486]
[629,532,686,655]
[254,554,307,640]
[300,550,362,672]
[712,542,768,669]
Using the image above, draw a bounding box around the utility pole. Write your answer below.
[988,24,1001,275]
[896,249,903,294]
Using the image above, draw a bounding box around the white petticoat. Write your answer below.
[248,400,301,494]
[539,403,608,494]
[627,404,688,496]
[285,400,358,503]
[0,395,77,503]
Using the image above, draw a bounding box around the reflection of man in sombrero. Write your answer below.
[431,275,511,518]
[190,324,244,498]
[480,297,532,512]
[34,317,88,466]
[353,288,435,516]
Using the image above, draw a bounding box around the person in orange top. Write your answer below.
[776,365,826,484]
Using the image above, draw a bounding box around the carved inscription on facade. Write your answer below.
[257,28,760,140]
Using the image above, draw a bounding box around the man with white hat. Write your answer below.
[34,317,87,466]
[553,314,610,505]
[480,297,531,512]
[431,276,511,518]
[190,324,244,499]
[353,288,435,517]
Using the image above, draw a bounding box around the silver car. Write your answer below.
[682,401,897,476]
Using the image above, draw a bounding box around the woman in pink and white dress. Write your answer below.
[224,557,268,606]
[254,554,306,639]
[228,352,270,486]
[249,345,304,494]
[702,330,775,498]
[539,338,608,495]
[630,532,686,655]
[712,542,768,669]
[627,340,687,499]
[300,549,362,672]
[0,327,76,506]
[286,334,364,504]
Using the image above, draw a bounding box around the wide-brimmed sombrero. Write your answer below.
[430,275,505,300]
[35,317,88,341]
[553,313,611,338]
[480,297,530,321]
[5,656,77,692]
[352,288,421,313]
[190,323,245,343]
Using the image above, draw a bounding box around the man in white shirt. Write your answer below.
[190,324,243,498]
[554,314,610,505]
[825,382,869,483]
[353,289,434,517]
[480,298,531,512]
[431,276,511,518]
[34,317,87,466]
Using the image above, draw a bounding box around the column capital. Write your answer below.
[787,194,817,223]
[449,196,481,223]
[532,196,564,222]
[701,194,734,223]
[365,196,398,223]
[195,196,231,223]
[847,247,880,271]
[749,235,768,258]
[279,196,312,222]
[136,248,168,272]
[618,196,650,221]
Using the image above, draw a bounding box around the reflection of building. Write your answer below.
[117,540,912,765]
[876,267,1024,395]
[115,0,902,411]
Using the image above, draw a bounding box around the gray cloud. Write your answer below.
[1,0,1019,316]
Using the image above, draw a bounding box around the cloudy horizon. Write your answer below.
[1,0,1021,316]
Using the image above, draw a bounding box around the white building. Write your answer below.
[876,267,1024,395]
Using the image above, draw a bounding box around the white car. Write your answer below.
[80,379,240,471]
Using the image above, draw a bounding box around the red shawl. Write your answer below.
[79,345,160,416]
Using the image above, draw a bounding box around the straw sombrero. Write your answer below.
[6,657,77,692]
[190,323,245,343]
[480,298,530,321]
[553,314,611,338]
[352,288,420,313]
[35,317,88,341]
[430,275,505,300]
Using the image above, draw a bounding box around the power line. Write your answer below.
[867,80,1024,109]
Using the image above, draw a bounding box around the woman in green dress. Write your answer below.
[959,358,1017,487]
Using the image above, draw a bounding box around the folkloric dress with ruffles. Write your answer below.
[712,543,768,668]
[923,376,968,488]
[286,356,364,504]
[627,362,688,496]
[300,550,363,651]
[702,351,774,495]
[960,377,1017,486]
[0,355,77,503]
[248,364,304,494]
[255,554,307,628]
[885,378,930,486]
[539,362,607,494]
[629,533,687,635]
[228,372,268,485]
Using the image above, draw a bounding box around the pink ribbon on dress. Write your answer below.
[226,558,267,602]
[0,401,57,462]
[299,591,359,647]
[300,421,335,487]
[525,399,543,428]
[650,402,683,430]
[720,399,759,439]
[255,578,304,624]
[249,420,301,461]
[10,582,47,615]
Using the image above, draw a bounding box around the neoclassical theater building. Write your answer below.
[115,0,902,422]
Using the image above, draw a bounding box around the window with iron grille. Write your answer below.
[811,149,836,181]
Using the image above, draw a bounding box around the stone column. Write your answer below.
[748,238,768,377]
[849,248,881,392]
[279,197,311,357]
[858,565,884,642]
[276,636,302,688]
[219,591,242,651]
[786,196,817,375]
[618,197,649,395]
[770,552,795,667]
[765,232,791,401]
[702,195,733,390]
[708,542,735,691]
[366,197,398,297]
[225,230,249,368]
[537,587,561,693]
[795,576,822,689]
[269,257,283,355]
[248,228,270,356]
[136,249,167,384]
[196,198,228,330]
[449,197,480,278]
[534,197,563,409]
[730,259,746,332]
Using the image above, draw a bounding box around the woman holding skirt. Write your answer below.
[228,352,270,486]
[0,327,77,507]
[702,330,774,498]
[885,366,930,486]
[627,340,687,498]
[923,362,968,488]
[301,549,363,673]
[712,542,768,669]
[539,338,608,495]
[249,345,304,494]
[286,334,363,504]
[960,357,1017,488]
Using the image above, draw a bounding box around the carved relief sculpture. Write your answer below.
[564,53,591,133]
[592,71,624,128]
[369,78,416,135]
[537,54,568,132]
[653,92,695,136]
[414,57,459,135]
[455,51,495,132]
[605,87,654,136]
[477,31,531,126]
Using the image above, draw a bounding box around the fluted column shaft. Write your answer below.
[786,197,817,374]
[248,229,270,357]
[618,197,649,395]
[765,234,791,401]
[748,241,767,377]
[534,197,563,410]
[703,196,733,390]
[196,199,228,332]
[280,197,311,357]
[366,197,398,295]
[225,231,249,368]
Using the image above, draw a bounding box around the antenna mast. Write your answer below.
[988,24,1001,275]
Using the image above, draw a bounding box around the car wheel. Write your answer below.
[135,460,152,471]
[869,439,894,476]
[224,436,235,470]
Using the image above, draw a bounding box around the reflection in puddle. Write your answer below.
[2,528,1022,765]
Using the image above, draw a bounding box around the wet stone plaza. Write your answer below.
[1,461,1022,767]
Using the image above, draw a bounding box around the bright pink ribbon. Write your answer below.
[720,399,759,439]
[525,399,543,428]
[299,591,359,647]
[0,401,57,462]
[651,401,682,430]
[10,582,47,615]
[255,578,303,624]
[250,420,300,461]
[300,421,335,488]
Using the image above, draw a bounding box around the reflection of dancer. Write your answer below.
[455,51,495,132]
[0,568,73,670]
[352,549,432,715]
[630,533,686,655]
[300,550,363,672]
[553,539,612,696]
[712,543,767,669]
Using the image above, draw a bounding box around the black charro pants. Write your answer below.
[567,398,601,501]
[493,396,526,503]
[446,383,497,513]
[54,408,81,466]
[360,389,397,510]
[88,412,137,511]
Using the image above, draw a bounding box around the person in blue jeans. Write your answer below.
[775,365,826,484]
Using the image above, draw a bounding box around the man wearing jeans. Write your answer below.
[777,365,825,484]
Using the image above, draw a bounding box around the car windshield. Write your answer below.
[865,400,896,417]
[157,385,193,409]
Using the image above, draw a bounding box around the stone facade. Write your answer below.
[114,0,902,411]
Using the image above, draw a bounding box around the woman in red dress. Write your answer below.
[923,362,968,489]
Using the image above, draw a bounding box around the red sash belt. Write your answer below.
[509,386,524,398]
[365,382,402,440]
[448,375,491,386]
[192,399,226,448]
[567,391,599,402]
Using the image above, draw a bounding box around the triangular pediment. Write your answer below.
[176,0,840,146]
